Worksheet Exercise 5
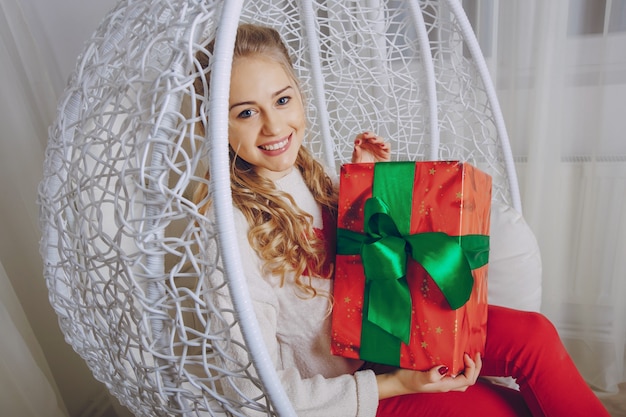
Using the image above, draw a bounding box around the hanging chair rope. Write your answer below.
[444,0,521,212]
[209,1,297,415]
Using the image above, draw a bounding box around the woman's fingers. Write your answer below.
[463,352,482,383]
[383,352,482,397]
[351,131,391,163]
[446,353,482,392]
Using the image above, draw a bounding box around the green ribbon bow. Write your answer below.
[336,162,489,366]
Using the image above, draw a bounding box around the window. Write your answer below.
[568,0,626,36]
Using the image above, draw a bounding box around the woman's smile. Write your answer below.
[258,134,291,152]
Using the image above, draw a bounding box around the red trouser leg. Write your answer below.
[377,379,532,417]
[481,305,610,417]
[377,305,610,417]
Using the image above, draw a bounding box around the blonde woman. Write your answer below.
[193,23,609,417]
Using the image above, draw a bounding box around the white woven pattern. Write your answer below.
[38,1,519,416]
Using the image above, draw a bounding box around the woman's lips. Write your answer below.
[259,134,291,152]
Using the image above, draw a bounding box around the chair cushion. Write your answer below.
[488,202,542,312]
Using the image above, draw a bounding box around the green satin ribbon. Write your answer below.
[336,162,489,365]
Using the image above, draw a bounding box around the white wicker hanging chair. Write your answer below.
[38,0,525,416]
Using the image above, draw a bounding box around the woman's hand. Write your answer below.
[351,131,391,163]
[376,352,482,399]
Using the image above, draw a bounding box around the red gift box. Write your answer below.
[330,161,491,375]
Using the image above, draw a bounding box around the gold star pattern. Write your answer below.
[421,341,428,349]
[429,168,436,175]
[435,326,443,334]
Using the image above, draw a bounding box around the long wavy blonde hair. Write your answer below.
[193,24,337,297]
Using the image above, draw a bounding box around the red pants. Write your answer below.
[377,305,610,417]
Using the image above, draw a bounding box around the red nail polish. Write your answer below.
[438,366,449,375]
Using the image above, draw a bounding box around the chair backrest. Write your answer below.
[38,1,520,416]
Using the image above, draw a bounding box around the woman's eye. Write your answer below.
[237,109,254,119]
[277,96,290,105]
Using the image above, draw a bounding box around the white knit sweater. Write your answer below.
[220,167,379,417]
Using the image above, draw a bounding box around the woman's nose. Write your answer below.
[261,110,281,136]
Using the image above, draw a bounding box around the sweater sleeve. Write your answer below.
[211,209,379,417]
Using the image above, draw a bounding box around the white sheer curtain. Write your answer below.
[468,0,626,394]
[0,0,117,414]
[0,263,67,417]
[0,0,69,415]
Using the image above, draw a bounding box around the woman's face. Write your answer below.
[228,55,305,180]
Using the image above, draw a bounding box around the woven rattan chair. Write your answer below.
[38,1,526,415]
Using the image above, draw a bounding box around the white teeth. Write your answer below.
[260,138,288,151]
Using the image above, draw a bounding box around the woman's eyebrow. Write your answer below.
[229,100,254,111]
[229,85,294,111]
[272,85,293,98]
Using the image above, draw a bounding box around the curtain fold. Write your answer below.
[1,0,73,415]
[0,262,68,417]
[488,0,626,393]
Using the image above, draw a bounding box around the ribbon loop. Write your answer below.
[360,197,413,342]
[362,197,408,282]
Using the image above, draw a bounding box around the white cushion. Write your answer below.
[488,202,542,312]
